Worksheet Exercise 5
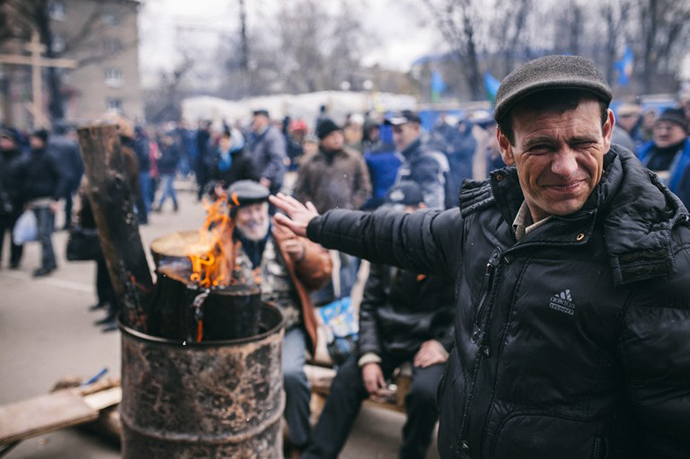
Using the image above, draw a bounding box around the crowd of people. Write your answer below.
[2,63,690,457]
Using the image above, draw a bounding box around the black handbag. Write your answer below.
[66,225,102,261]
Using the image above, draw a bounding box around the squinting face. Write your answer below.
[653,121,687,149]
[235,202,270,241]
[498,99,614,222]
[392,123,420,151]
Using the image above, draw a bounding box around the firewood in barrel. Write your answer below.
[148,193,263,342]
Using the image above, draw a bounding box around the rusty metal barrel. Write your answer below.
[119,303,285,458]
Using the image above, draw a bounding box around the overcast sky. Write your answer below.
[138,0,441,78]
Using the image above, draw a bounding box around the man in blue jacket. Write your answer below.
[274,56,690,458]
[637,107,690,208]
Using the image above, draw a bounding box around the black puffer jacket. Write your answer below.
[359,262,455,362]
[307,146,690,459]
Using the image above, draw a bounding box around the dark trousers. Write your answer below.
[0,212,23,267]
[303,354,444,459]
[96,258,115,306]
[34,206,56,270]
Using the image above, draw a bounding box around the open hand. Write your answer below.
[269,193,319,238]
[362,363,386,395]
[413,340,448,368]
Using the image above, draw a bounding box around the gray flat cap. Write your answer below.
[494,55,612,121]
[228,180,270,207]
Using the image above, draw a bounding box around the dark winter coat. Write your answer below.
[247,125,287,192]
[0,148,26,212]
[396,137,450,210]
[157,143,181,175]
[23,147,68,202]
[133,133,151,173]
[293,146,372,214]
[358,261,455,362]
[48,135,83,191]
[306,145,690,458]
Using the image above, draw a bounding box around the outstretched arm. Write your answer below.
[270,193,464,281]
[269,193,319,237]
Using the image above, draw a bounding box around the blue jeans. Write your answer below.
[33,206,56,270]
[156,173,178,210]
[283,326,312,448]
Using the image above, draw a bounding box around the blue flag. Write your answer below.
[614,46,634,86]
[484,72,500,104]
[431,70,446,103]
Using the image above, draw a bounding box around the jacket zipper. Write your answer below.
[456,251,501,457]
[471,253,500,344]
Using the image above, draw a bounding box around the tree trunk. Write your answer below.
[77,125,153,332]
[642,0,657,94]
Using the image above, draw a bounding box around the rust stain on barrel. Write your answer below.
[120,304,285,458]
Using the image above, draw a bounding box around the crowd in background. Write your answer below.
[1,92,690,456]
[2,95,690,292]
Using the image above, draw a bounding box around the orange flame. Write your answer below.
[186,193,238,289]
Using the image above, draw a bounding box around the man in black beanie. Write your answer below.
[293,117,372,327]
[638,107,690,208]
[294,118,371,215]
[273,55,690,458]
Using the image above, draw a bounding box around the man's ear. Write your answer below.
[497,126,515,166]
[602,108,615,152]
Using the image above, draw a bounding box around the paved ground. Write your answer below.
[0,179,439,458]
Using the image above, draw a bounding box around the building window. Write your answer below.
[104,38,122,54]
[52,35,65,54]
[49,1,66,20]
[107,98,122,112]
[103,12,120,26]
[105,68,123,87]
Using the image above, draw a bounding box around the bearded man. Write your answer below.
[227,180,332,458]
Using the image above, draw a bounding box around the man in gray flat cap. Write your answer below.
[272,55,690,459]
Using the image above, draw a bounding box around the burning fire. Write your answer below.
[185,192,241,289]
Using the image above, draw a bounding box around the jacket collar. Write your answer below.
[459,146,689,285]
[400,137,422,159]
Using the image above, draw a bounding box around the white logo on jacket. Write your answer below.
[549,289,575,315]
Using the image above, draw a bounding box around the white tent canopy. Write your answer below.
[181,91,418,130]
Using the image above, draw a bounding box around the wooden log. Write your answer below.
[76,125,153,331]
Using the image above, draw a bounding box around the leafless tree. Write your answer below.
[599,0,632,84]
[421,0,484,100]
[636,0,690,93]
[143,54,195,123]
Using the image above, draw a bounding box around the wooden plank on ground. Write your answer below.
[0,391,98,445]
